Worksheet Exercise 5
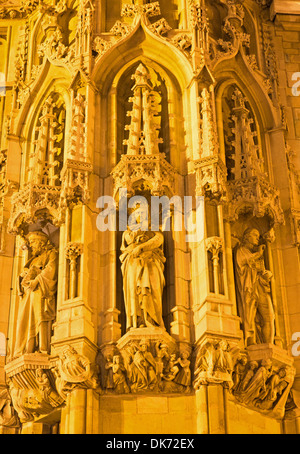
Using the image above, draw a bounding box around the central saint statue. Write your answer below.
[120,210,166,331]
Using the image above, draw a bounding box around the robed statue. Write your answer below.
[234,228,275,346]
[120,209,166,331]
[14,231,58,357]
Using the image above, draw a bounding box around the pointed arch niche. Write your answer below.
[215,79,286,348]
[98,56,191,350]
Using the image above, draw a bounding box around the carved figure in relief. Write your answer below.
[14,231,58,357]
[214,340,232,374]
[194,342,216,377]
[53,346,99,399]
[120,209,166,331]
[234,228,275,346]
[127,340,157,392]
[0,387,19,429]
[173,351,192,389]
[58,346,93,384]
[232,355,248,392]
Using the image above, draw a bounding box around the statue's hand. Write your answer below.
[28,279,39,291]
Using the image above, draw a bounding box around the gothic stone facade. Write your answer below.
[0,0,300,435]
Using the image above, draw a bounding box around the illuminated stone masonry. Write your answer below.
[0,0,300,435]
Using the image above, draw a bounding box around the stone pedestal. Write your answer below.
[247,343,295,371]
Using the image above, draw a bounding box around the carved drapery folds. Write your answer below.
[0,387,20,431]
[234,228,276,347]
[5,345,100,424]
[8,93,66,233]
[193,339,234,389]
[1,0,298,430]
[101,336,192,395]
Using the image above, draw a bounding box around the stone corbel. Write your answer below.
[231,345,295,419]
[205,236,224,295]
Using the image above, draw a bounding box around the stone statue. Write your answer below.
[14,231,58,357]
[238,359,273,405]
[120,209,166,331]
[239,361,258,392]
[234,228,275,346]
